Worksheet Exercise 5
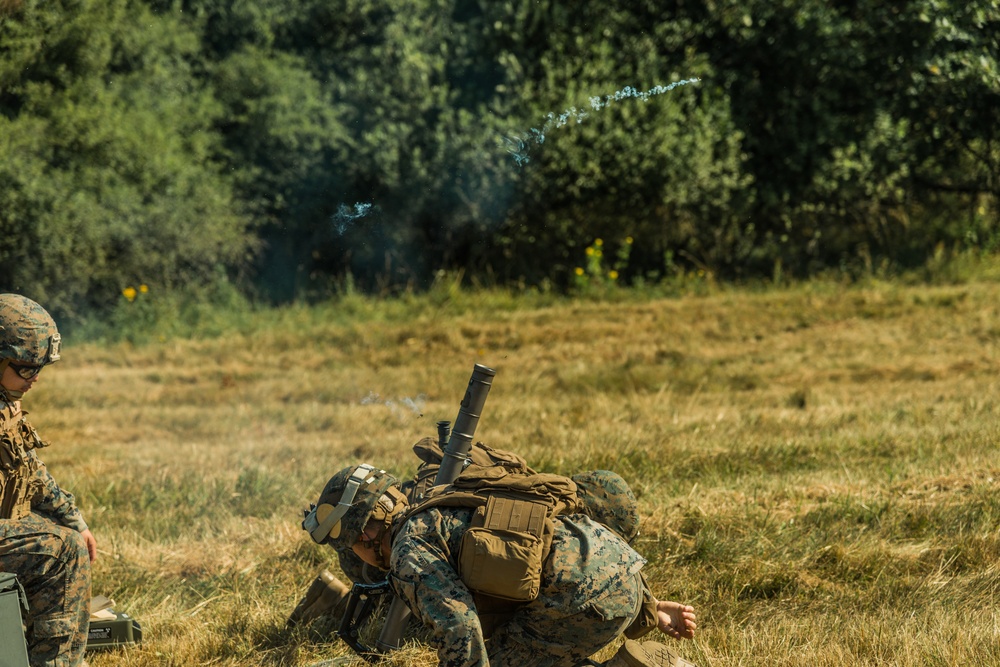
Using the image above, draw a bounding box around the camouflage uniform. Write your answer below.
[389,507,645,667]
[303,457,657,665]
[0,397,91,667]
[0,294,90,667]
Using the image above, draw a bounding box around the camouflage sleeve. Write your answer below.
[29,450,88,533]
[389,511,488,667]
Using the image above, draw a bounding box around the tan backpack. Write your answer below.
[397,438,621,603]
[405,437,640,542]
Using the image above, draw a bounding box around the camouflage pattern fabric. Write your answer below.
[1,402,88,531]
[1,397,91,666]
[572,471,641,545]
[389,507,645,667]
[311,465,400,569]
[0,513,91,667]
[0,294,62,367]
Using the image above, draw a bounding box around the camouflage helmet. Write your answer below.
[302,464,407,557]
[0,294,62,367]
[572,470,641,545]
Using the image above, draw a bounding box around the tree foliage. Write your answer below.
[1,0,997,318]
[0,0,255,321]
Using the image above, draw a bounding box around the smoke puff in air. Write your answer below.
[362,391,427,419]
[332,202,378,235]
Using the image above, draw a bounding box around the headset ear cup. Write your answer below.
[314,504,341,539]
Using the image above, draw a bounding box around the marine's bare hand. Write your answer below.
[81,529,98,564]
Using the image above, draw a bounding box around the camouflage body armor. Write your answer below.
[0,401,47,521]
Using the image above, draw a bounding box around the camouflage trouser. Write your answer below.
[0,513,90,667]
[486,572,643,667]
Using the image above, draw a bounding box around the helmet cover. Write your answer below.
[0,294,62,367]
[572,470,641,544]
[303,465,403,563]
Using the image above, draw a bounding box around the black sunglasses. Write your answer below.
[8,363,43,380]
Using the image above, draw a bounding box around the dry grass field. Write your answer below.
[25,279,1000,666]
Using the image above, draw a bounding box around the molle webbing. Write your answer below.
[0,403,21,434]
[480,495,548,537]
[397,468,582,531]
[408,437,534,502]
[0,403,39,520]
[406,437,641,545]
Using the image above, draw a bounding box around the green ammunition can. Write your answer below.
[86,609,142,651]
[0,572,30,667]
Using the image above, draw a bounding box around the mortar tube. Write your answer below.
[374,364,496,652]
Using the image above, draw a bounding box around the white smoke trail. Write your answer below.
[504,78,702,166]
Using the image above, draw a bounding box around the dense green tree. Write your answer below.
[1,0,998,315]
[485,1,750,285]
[160,0,526,295]
[0,0,254,321]
[683,0,1000,276]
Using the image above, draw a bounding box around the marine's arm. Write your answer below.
[29,450,98,562]
[29,451,88,532]
[389,513,489,667]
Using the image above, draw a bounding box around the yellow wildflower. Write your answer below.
[586,247,595,256]
[123,286,137,302]
[625,236,634,245]
[574,267,585,276]
[594,238,603,247]
[608,270,619,280]
[139,284,149,294]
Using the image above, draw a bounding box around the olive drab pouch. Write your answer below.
[458,495,548,601]
[406,436,639,541]
[411,437,532,473]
